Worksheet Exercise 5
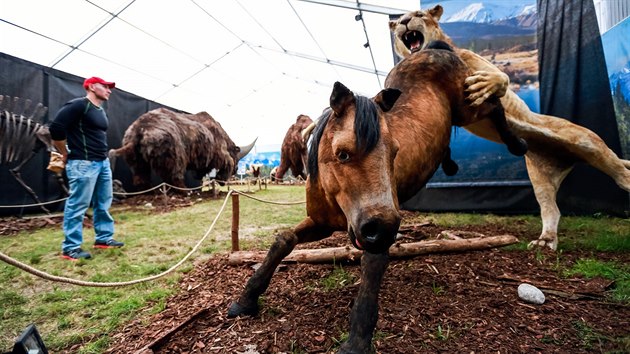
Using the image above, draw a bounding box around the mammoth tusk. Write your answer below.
[301,121,317,142]
[237,137,257,160]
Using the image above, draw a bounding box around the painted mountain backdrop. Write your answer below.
[429,0,536,24]
[610,66,630,103]
[422,1,537,49]
[602,17,630,158]
[418,1,539,185]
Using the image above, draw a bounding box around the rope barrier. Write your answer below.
[270,174,306,183]
[164,184,204,192]
[0,196,69,208]
[0,181,207,208]
[0,190,235,287]
[113,182,167,196]
[0,181,307,287]
[0,178,299,209]
[231,190,305,205]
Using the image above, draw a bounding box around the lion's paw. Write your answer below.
[464,71,508,106]
[527,238,558,251]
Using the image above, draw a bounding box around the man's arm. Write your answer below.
[49,99,81,163]
[52,139,68,163]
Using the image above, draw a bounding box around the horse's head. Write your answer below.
[308,82,402,254]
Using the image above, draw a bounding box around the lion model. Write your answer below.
[390,5,630,250]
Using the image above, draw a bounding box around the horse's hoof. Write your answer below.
[227,301,259,318]
[507,138,528,156]
[338,342,375,354]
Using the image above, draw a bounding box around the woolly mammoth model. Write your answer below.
[109,108,255,189]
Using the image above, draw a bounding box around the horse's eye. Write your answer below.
[337,151,350,163]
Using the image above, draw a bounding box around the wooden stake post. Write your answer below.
[231,193,240,252]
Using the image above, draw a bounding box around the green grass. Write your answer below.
[1,185,628,352]
[320,264,356,291]
[431,281,445,295]
[571,319,620,351]
[434,323,451,341]
[405,212,630,252]
[0,185,307,353]
[564,258,630,302]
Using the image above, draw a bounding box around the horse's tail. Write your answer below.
[441,146,458,176]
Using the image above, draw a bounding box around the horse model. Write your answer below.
[228,44,509,352]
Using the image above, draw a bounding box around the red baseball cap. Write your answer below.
[83,76,115,89]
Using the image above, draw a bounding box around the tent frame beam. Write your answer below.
[297,0,407,15]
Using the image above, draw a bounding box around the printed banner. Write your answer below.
[420,0,538,187]
[602,16,630,159]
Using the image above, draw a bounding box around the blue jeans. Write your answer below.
[62,159,115,252]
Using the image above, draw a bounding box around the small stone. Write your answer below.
[143,202,153,208]
[518,283,545,304]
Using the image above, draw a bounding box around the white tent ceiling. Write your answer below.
[0,0,420,150]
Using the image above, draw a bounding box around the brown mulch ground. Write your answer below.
[2,193,629,353]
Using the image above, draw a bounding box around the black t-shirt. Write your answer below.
[49,97,109,161]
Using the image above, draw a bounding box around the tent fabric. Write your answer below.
[1,0,413,150]
[537,0,628,215]
[1,1,628,216]
[402,185,540,215]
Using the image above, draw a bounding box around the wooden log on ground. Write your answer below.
[228,235,519,265]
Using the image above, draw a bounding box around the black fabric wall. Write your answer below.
[0,52,179,216]
[537,0,628,215]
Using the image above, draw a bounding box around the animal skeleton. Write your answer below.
[0,95,67,213]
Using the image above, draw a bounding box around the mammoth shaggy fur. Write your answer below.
[109,108,242,189]
[275,114,313,181]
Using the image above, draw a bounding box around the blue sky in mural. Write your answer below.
[240,151,282,170]
[417,0,539,185]
[602,18,630,100]
[601,16,630,159]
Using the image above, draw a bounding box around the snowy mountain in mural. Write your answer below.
[423,0,536,23]
[419,0,538,185]
[609,66,630,102]
[441,1,536,24]
[443,2,536,23]
[422,1,537,49]
[602,17,630,159]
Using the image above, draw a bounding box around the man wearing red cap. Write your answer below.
[49,76,124,260]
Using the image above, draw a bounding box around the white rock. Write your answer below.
[143,202,153,209]
[518,283,545,304]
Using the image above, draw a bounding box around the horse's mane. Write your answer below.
[308,95,381,181]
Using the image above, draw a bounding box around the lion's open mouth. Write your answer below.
[403,30,424,53]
